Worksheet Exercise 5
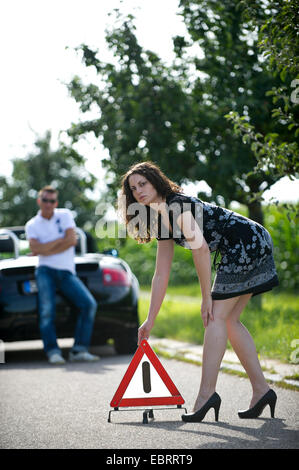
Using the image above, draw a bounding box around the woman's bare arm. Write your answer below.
[138,239,174,344]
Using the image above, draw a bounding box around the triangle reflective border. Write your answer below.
[110,340,185,408]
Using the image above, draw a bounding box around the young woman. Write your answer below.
[119,161,279,422]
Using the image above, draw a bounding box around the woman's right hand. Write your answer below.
[201,294,214,328]
[138,319,154,345]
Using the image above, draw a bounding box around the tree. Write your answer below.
[174,0,289,223]
[67,12,195,196]
[225,0,299,184]
[66,5,288,225]
[0,131,97,227]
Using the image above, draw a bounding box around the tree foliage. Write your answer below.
[224,0,299,183]
[174,0,287,221]
[66,4,291,225]
[0,132,97,227]
[67,12,195,195]
[2,1,297,247]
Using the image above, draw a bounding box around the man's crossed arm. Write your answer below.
[29,228,77,256]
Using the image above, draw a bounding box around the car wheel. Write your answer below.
[114,328,138,355]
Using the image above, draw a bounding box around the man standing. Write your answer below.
[25,186,99,364]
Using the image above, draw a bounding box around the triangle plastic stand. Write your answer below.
[108,340,187,423]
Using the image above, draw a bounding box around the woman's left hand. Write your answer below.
[138,319,154,345]
[201,295,214,328]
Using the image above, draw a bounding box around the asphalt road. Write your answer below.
[0,340,298,450]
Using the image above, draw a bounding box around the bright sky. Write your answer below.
[1,0,298,203]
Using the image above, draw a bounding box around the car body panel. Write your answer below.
[0,228,139,353]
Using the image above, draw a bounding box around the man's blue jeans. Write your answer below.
[35,266,97,357]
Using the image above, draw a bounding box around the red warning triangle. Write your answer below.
[110,340,185,407]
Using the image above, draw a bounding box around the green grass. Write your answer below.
[138,285,299,363]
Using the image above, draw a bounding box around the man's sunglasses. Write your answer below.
[41,198,57,204]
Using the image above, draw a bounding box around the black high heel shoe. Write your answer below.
[238,389,277,419]
[181,392,221,423]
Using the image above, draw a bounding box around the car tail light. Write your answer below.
[102,267,131,286]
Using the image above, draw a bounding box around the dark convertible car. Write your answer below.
[0,227,139,354]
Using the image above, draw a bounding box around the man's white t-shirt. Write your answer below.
[25,208,76,274]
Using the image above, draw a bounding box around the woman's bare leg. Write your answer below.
[226,293,270,407]
[193,296,240,411]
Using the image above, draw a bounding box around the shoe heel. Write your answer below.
[214,404,220,422]
[213,398,221,421]
[269,396,277,418]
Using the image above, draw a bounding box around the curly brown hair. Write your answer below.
[118,161,183,243]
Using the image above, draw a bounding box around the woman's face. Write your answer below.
[128,173,161,205]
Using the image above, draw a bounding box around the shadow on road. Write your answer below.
[114,416,298,449]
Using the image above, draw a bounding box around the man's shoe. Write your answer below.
[48,353,66,365]
[69,351,100,362]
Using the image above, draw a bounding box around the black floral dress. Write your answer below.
[156,193,279,300]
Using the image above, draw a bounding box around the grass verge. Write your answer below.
[139,286,299,364]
